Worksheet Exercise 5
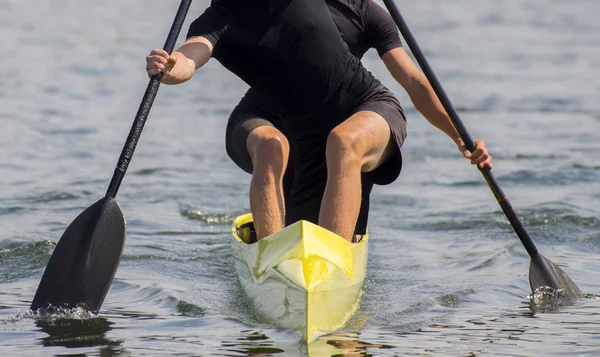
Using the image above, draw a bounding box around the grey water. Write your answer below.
[1,0,599,355]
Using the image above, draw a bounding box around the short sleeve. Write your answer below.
[363,1,403,57]
[186,3,230,47]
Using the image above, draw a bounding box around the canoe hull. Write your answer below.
[231,213,368,342]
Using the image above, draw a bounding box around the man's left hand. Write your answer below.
[458,139,492,169]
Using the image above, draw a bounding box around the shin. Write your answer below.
[247,126,290,239]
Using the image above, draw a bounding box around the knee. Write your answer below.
[325,127,364,170]
[248,128,290,171]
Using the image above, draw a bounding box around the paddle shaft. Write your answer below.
[106,0,192,198]
[382,0,539,258]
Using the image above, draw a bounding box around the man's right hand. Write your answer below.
[146,49,178,78]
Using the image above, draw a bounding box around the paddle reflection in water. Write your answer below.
[34,310,124,354]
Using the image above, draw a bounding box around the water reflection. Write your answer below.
[312,333,394,357]
[219,330,396,357]
[35,315,126,356]
[220,331,285,356]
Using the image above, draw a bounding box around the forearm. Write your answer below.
[382,49,491,167]
[408,75,462,145]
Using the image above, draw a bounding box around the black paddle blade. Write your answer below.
[31,196,125,313]
[529,253,582,299]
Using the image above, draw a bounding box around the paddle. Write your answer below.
[30,0,193,313]
[381,0,582,299]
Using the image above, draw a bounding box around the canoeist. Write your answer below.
[145,0,492,241]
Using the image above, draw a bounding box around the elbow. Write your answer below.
[408,73,429,95]
[408,74,435,105]
[406,78,427,105]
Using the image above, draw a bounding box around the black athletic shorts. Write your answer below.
[225,89,407,235]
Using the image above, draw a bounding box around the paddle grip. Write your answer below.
[382,0,539,257]
[106,0,193,198]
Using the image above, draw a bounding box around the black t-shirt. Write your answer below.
[186,0,396,135]
[327,0,402,59]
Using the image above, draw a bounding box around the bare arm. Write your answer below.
[146,36,214,85]
[382,48,459,143]
[381,47,492,168]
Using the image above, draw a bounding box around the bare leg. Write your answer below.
[247,126,290,239]
[319,111,395,241]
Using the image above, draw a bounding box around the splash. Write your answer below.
[1,306,95,324]
[0,310,31,324]
[35,306,97,320]
[528,286,575,313]
[180,209,235,224]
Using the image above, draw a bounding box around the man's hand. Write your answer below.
[457,139,492,169]
[146,49,177,78]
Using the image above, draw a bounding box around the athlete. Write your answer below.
[146,0,492,242]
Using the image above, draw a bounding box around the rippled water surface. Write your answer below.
[1,0,599,356]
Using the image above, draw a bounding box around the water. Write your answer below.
[1,0,599,355]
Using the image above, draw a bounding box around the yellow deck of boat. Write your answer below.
[231,213,369,342]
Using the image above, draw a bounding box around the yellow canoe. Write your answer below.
[231,213,368,342]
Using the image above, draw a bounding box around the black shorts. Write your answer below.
[225,89,407,235]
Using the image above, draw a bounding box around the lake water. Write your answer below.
[1,0,599,356]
